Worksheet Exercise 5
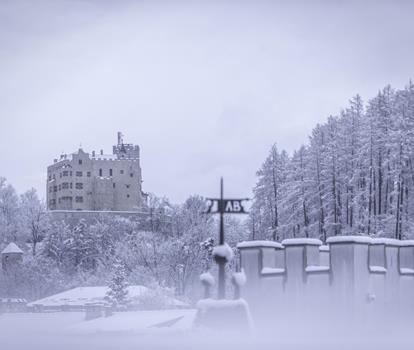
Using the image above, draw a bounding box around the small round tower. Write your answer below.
[1,242,23,271]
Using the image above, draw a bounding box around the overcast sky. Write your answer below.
[1,0,413,203]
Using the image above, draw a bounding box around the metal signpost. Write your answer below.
[206,177,249,299]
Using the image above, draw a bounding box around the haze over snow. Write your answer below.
[1,0,413,202]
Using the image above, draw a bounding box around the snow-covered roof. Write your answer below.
[1,242,23,255]
[28,286,187,308]
[237,240,284,249]
[281,238,322,246]
[327,236,373,245]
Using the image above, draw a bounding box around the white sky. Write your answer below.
[1,0,413,203]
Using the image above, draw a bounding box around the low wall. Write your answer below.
[237,236,414,320]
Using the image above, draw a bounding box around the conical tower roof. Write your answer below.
[1,242,23,254]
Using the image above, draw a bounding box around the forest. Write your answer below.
[250,82,414,242]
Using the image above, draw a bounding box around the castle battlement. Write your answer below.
[238,236,414,320]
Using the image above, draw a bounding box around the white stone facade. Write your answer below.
[47,133,146,211]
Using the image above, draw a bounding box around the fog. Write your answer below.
[0,304,413,350]
[1,0,414,202]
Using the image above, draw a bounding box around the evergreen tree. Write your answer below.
[106,259,129,307]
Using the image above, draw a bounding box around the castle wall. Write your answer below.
[238,237,414,320]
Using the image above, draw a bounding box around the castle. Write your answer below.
[47,132,147,212]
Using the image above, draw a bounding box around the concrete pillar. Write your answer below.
[377,238,401,316]
[281,238,323,313]
[368,239,387,319]
[327,236,372,317]
[397,240,414,314]
[237,240,285,317]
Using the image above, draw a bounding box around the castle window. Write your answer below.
[62,183,69,189]
[79,159,82,165]
[113,183,116,188]
[63,171,69,177]
[127,194,130,198]
[120,170,124,174]
[70,171,72,176]
[110,169,113,176]
[53,186,57,192]
[87,172,91,177]
[126,184,130,189]
[76,171,82,177]
[70,183,73,189]
[130,173,133,177]
[48,175,52,181]
[75,196,83,203]
[58,185,61,191]
[99,169,102,177]
[75,183,83,190]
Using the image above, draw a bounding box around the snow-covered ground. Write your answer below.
[1,310,414,350]
[68,309,196,334]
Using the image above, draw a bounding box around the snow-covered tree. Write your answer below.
[251,82,414,241]
[19,188,49,255]
[106,259,129,307]
[0,177,20,243]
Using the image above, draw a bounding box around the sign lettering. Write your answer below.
[206,198,248,214]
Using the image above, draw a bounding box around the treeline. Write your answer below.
[0,178,247,301]
[250,82,414,242]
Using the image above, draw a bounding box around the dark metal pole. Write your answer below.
[218,177,225,299]
[220,177,224,245]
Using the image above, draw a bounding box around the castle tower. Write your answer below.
[46,132,146,212]
[1,242,23,271]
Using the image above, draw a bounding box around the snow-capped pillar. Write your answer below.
[237,241,284,306]
[398,240,414,314]
[327,236,372,317]
[319,245,330,266]
[200,272,215,299]
[281,238,323,312]
[232,270,247,299]
[379,238,402,316]
[367,239,387,318]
